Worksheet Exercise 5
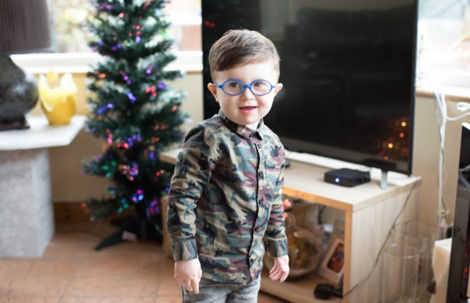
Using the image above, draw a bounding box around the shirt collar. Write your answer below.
[217,110,264,140]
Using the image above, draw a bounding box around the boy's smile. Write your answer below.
[208,62,283,130]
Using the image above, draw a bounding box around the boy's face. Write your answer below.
[207,62,283,130]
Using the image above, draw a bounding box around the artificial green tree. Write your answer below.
[84,0,186,249]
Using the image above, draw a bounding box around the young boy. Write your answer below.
[167,29,289,302]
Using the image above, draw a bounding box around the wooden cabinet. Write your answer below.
[160,149,421,303]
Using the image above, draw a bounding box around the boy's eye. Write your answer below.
[253,81,268,88]
[226,81,241,89]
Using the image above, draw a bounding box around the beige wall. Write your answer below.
[43,72,469,226]
[412,97,470,225]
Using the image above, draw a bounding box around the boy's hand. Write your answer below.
[269,255,289,282]
[174,258,202,294]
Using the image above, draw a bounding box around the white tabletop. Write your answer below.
[0,115,86,151]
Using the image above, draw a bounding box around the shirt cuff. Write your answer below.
[265,237,288,257]
[171,237,198,261]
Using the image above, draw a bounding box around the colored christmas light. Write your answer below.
[115,142,129,149]
[146,85,155,93]
[203,20,216,28]
[146,198,160,217]
[127,134,142,145]
[146,85,157,97]
[118,197,130,213]
[120,71,131,84]
[111,44,122,51]
[131,189,144,203]
[146,65,153,74]
[158,82,166,89]
[118,162,139,181]
[92,41,105,52]
[97,103,114,115]
[99,4,113,10]
[127,92,136,103]
[106,129,113,144]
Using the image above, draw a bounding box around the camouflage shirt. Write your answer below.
[167,110,288,285]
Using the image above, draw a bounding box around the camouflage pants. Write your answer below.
[181,278,260,303]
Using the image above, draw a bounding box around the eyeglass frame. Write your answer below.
[212,78,278,96]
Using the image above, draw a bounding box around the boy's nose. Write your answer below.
[241,87,254,98]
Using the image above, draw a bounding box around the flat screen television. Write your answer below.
[202,0,418,175]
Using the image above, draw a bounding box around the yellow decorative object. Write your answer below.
[39,71,77,125]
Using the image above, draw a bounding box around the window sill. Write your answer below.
[416,85,470,103]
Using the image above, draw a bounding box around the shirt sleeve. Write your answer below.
[166,125,216,261]
[263,147,288,258]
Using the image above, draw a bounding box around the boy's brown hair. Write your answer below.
[208,29,280,79]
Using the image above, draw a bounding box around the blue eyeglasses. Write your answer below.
[213,78,276,96]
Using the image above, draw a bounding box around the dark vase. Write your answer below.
[0,56,39,130]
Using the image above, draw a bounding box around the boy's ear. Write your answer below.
[207,83,219,102]
[274,83,283,95]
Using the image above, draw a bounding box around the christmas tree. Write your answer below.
[83,0,186,248]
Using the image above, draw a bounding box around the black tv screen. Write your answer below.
[202,0,418,175]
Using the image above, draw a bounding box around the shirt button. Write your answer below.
[258,172,263,179]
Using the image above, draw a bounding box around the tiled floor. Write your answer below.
[0,220,287,303]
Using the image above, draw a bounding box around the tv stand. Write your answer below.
[160,149,421,302]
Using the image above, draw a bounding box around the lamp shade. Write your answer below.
[0,0,52,54]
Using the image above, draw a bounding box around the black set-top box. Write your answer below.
[324,168,371,187]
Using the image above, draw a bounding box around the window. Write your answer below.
[48,0,201,53]
[165,0,201,51]
[49,0,93,53]
[417,0,470,87]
